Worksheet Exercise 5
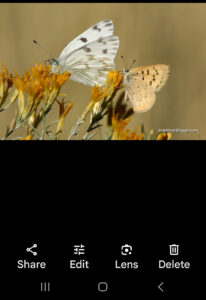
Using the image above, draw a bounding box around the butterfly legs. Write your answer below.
[124,90,129,102]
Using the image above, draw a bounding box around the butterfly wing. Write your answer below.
[58,19,115,60]
[125,64,169,112]
[134,64,169,92]
[126,75,156,113]
[59,35,119,86]
[68,69,109,86]
[52,20,119,86]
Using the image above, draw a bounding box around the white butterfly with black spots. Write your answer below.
[48,20,119,86]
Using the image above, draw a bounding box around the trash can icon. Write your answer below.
[169,244,179,255]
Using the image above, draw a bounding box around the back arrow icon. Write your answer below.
[158,282,164,292]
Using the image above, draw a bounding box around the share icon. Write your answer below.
[26,243,38,256]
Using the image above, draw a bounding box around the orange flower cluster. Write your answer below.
[90,70,123,104]
[12,64,71,127]
[156,132,172,140]
[0,64,72,139]
[111,113,144,140]
[104,70,123,101]
[81,70,123,121]
[56,99,74,137]
[0,65,13,109]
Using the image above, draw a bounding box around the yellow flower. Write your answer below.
[20,135,32,140]
[119,129,144,140]
[112,112,130,134]
[79,84,104,121]
[156,132,172,140]
[111,112,144,140]
[12,64,71,127]
[84,70,123,121]
[90,85,106,104]
[55,99,74,137]
[90,70,123,104]
[104,70,123,100]
[31,63,51,80]
[0,65,13,109]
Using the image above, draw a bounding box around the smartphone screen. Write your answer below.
[2,1,203,297]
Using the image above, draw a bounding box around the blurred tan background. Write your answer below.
[0,3,206,139]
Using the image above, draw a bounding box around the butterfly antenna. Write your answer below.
[33,40,54,59]
[121,55,128,69]
[129,59,136,69]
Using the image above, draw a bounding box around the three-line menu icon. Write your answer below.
[40,282,50,292]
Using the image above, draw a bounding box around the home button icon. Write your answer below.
[98,282,108,292]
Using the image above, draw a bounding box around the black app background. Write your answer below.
[2,141,202,297]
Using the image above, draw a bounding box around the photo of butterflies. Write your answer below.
[0,3,205,140]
